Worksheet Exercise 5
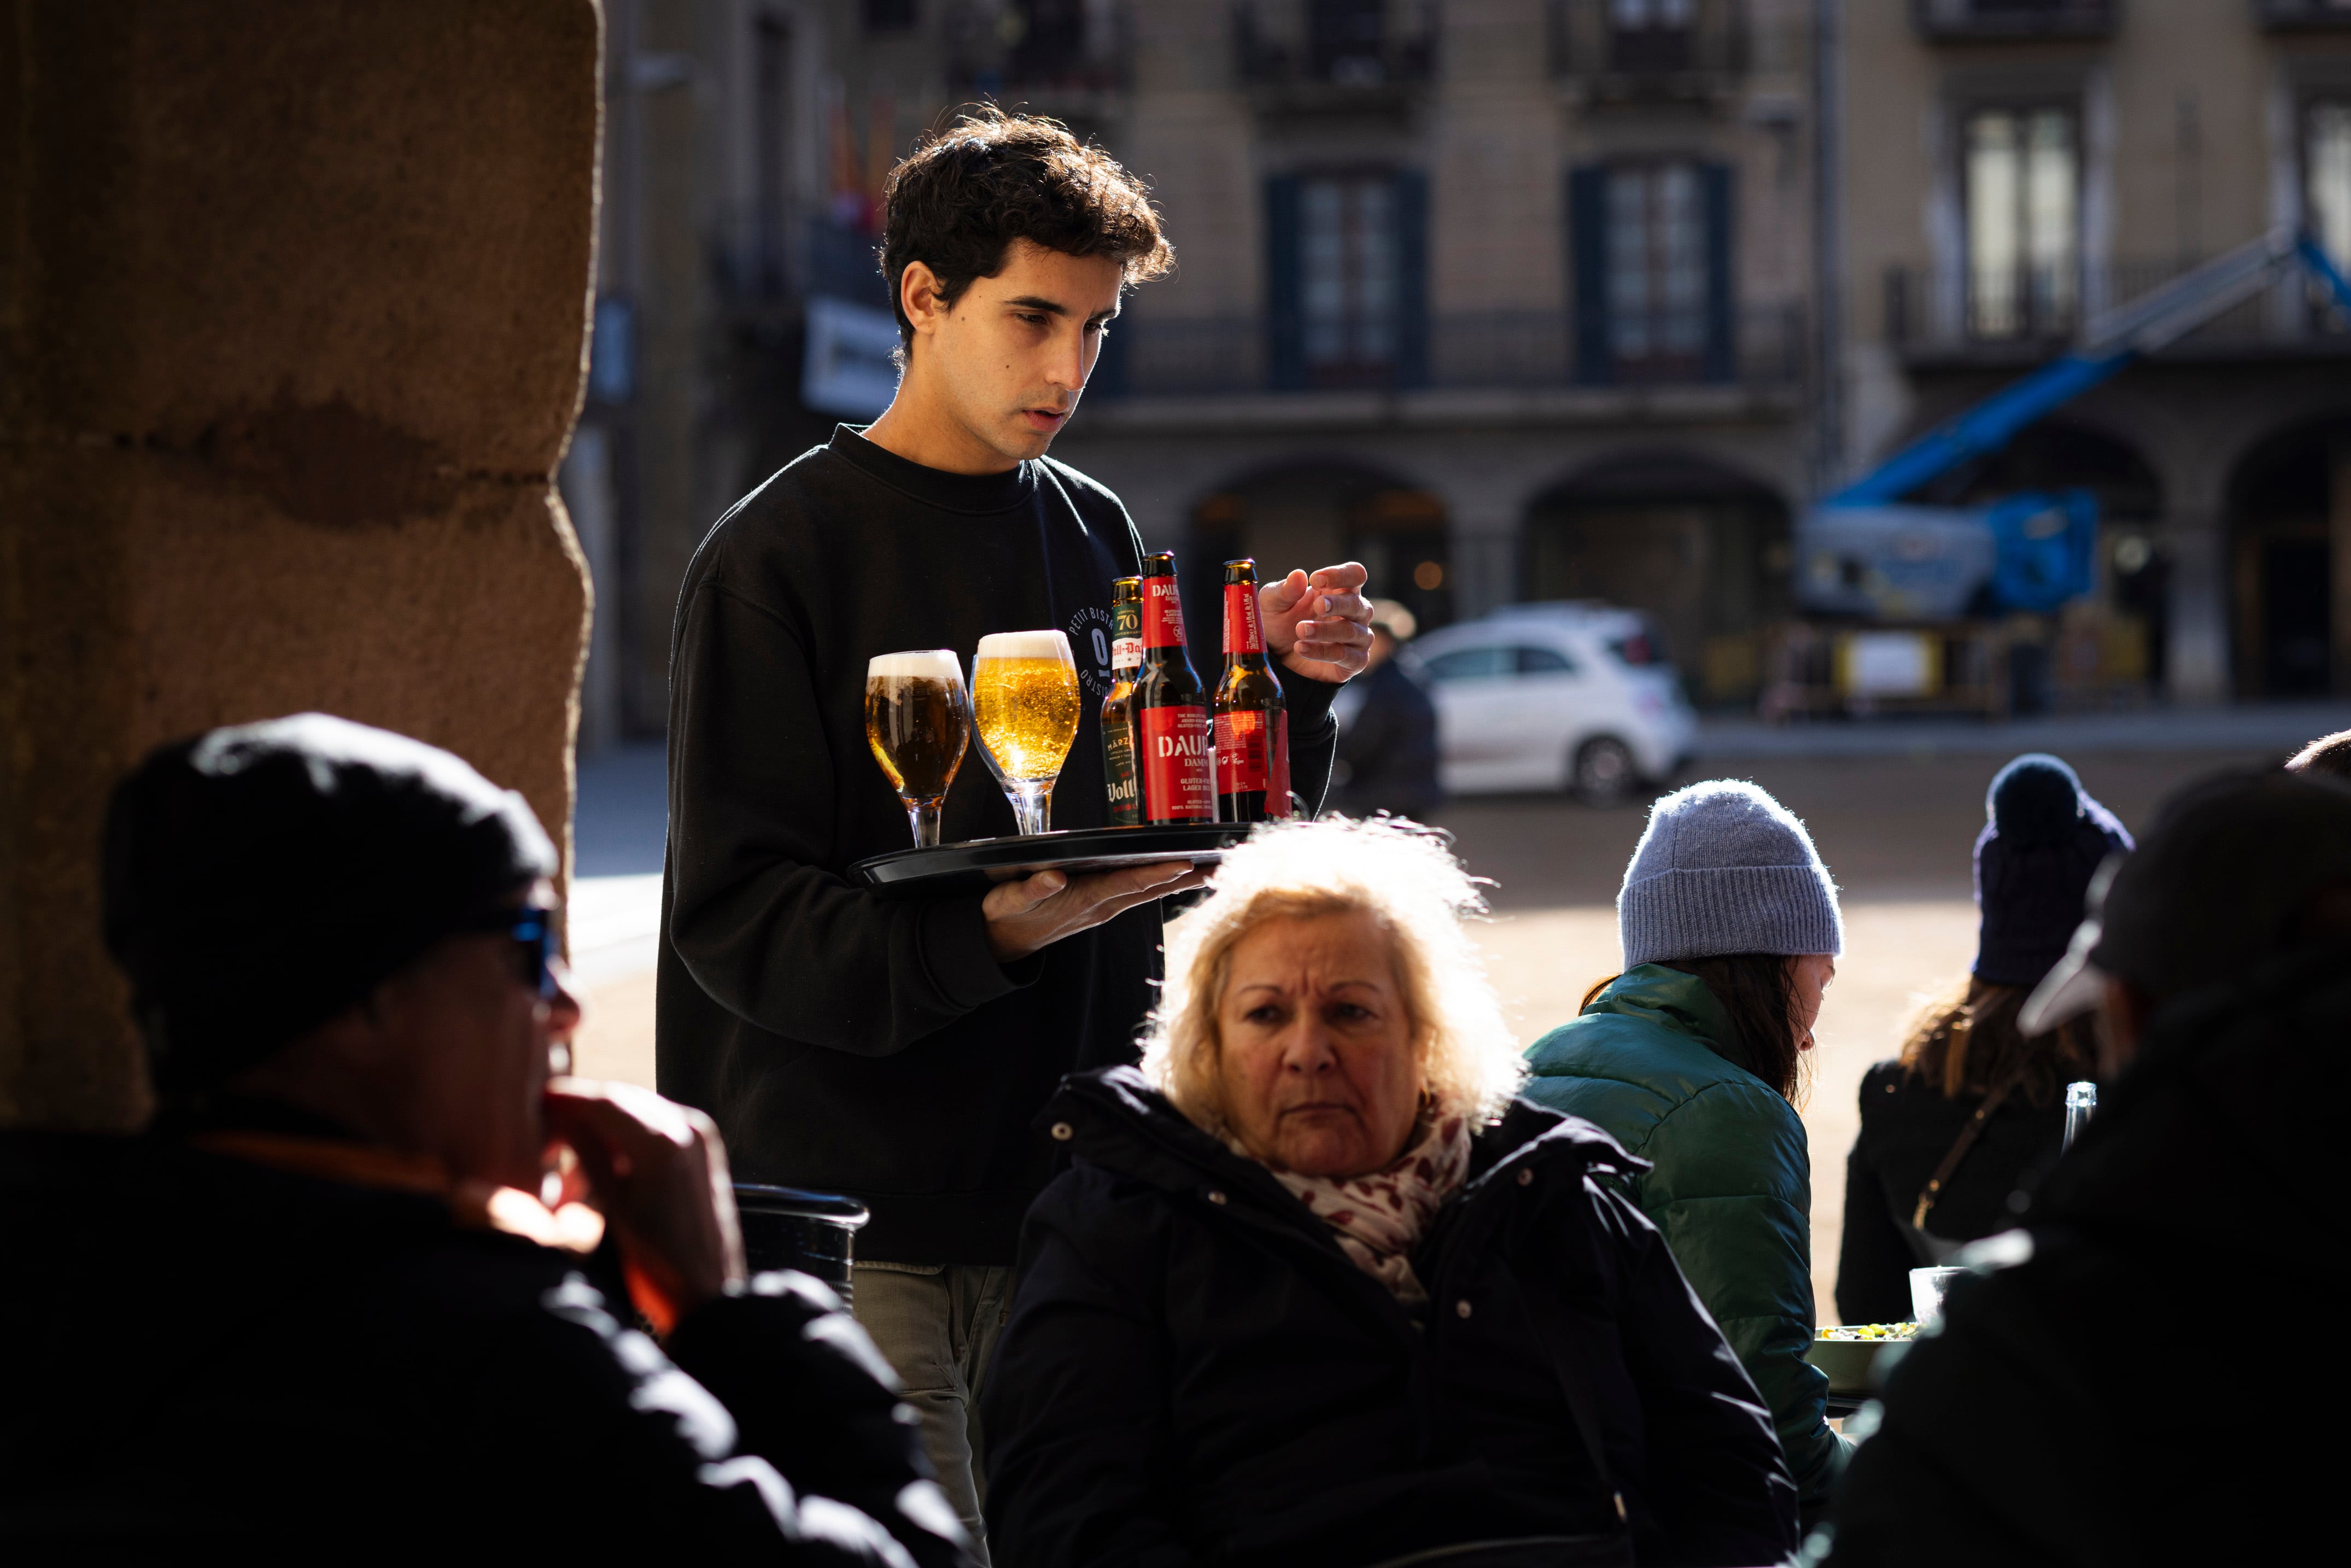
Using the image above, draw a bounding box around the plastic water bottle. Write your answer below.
[2062,1081,2097,1152]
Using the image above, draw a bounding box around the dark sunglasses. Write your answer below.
[454,904,559,999]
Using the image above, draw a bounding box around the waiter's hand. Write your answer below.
[1262,563,1375,684]
[984,861,1209,962]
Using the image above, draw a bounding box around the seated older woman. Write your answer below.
[980,819,1799,1568]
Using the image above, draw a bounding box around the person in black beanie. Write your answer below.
[1,713,968,1565]
[1833,753,2131,1324]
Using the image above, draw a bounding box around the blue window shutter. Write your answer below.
[1569,165,1610,385]
[1395,168,1429,389]
[1701,160,1735,382]
[1266,175,1305,391]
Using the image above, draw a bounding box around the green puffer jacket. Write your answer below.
[1522,964,1849,1505]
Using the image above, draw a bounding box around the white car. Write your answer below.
[1409,603,1697,803]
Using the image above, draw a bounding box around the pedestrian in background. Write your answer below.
[982,818,1800,1567]
[1522,780,1850,1526]
[1822,769,2351,1566]
[1834,754,2130,1325]
[1329,599,1442,821]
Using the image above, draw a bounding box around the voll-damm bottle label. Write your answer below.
[1101,577,1143,826]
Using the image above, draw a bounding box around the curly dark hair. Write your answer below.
[879,107,1173,354]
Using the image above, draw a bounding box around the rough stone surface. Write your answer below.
[0,1,601,1130]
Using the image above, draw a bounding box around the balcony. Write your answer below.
[2255,0,2351,31]
[1092,305,1804,401]
[1548,0,1746,104]
[1882,259,2351,361]
[1235,0,1436,109]
[945,0,1128,101]
[1911,0,2118,42]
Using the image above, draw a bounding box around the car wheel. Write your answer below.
[1571,736,1637,808]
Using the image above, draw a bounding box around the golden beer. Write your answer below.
[864,650,971,846]
[973,630,1079,835]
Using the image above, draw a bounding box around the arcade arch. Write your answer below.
[1520,453,1790,706]
[1189,462,1455,635]
[2225,417,2351,697]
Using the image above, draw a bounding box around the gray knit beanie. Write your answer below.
[1618,780,1844,967]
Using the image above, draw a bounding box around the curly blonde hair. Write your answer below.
[1139,817,1525,1132]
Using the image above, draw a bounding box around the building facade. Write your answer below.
[568,0,2351,746]
[1841,0,2351,704]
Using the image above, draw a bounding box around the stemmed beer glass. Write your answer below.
[972,630,1080,836]
[864,650,972,848]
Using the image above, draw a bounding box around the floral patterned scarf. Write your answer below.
[1244,1109,1474,1312]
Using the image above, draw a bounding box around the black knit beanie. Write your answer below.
[102,713,557,1099]
[1972,753,2132,987]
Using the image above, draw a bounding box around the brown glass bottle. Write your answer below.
[1100,576,1143,826]
[1213,558,1292,822]
[1132,552,1214,824]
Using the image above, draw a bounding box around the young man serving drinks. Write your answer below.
[657,110,1373,1558]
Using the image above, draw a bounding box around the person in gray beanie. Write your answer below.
[1522,779,1851,1526]
[1835,753,2131,1327]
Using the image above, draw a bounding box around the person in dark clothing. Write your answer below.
[657,111,1374,1553]
[982,820,1799,1568]
[1819,768,2351,1567]
[1,715,966,1563]
[1331,603,1442,820]
[1835,754,2130,1325]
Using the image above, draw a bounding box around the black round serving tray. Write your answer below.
[850,822,1254,899]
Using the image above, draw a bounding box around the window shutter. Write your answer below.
[1701,160,1735,383]
[1569,165,1610,384]
[1266,174,1305,391]
[1394,167,1429,389]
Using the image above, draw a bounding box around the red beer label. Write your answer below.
[1138,705,1213,821]
[1142,576,1188,649]
[1214,709,1293,815]
[1223,582,1265,655]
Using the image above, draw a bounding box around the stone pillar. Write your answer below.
[0,2,601,1130]
[2163,513,2231,705]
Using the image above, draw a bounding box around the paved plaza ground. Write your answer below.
[568,701,2351,1323]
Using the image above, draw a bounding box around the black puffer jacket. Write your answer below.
[981,1068,1799,1568]
[1835,1061,2067,1324]
[0,1122,967,1563]
[1821,940,2351,1566]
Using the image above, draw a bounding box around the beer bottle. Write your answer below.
[1132,552,1215,824]
[1213,559,1293,822]
[1100,576,1143,826]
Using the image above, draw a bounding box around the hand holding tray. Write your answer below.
[850,823,1252,899]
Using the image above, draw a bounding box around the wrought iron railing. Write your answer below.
[1882,260,2351,352]
[1911,0,2118,41]
[1092,305,1804,397]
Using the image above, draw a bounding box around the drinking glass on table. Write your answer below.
[973,630,1080,836]
[865,650,972,848]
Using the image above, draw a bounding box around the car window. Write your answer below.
[1516,646,1578,676]
[1607,628,1668,667]
[1422,646,1514,682]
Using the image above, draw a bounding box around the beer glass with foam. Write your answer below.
[973,629,1080,835]
[865,650,973,847]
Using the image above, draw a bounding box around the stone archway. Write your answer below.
[2225,418,2351,698]
[1521,452,1790,707]
[1190,461,1454,636]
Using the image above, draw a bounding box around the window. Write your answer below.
[1518,646,1581,675]
[1303,176,1399,378]
[1310,0,1387,84]
[1964,106,2078,340]
[1610,0,1693,71]
[1268,170,1428,389]
[862,0,917,31]
[1424,647,1514,682]
[2308,103,2351,276]
[1607,165,1709,374]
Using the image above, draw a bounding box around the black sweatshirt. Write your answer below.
[656,427,1340,1263]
